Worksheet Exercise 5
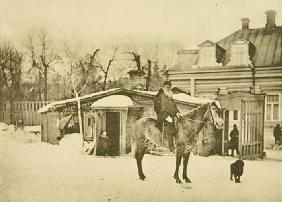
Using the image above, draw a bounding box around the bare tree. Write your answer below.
[26,29,60,101]
[145,59,152,91]
[94,48,119,90]
[127,51,153,90]
[0,42,23,123]
[127,52,142,71]
[64,46,100,147]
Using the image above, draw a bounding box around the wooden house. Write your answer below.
[38,88,217,155]
[167,10,282,138]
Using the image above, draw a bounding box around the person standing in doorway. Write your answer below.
[229,124,239,156]
[97,131,110,156]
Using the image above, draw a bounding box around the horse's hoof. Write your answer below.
[139,176,146,180]
[176,179,182,184]
[184,178,192,183]
[174,177,182,184]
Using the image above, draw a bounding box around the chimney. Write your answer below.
[241,18,250,30]
[153,62,159,76]
[265,10,277,32]
[127,69,146,90]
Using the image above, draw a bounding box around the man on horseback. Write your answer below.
[154,80,181,152]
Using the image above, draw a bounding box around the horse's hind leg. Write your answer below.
[173,150,183,184]
[182,152,192,183]
[135,146,147,180]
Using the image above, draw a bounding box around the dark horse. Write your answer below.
[132,102,224,183]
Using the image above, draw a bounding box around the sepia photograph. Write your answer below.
[0,0,282,201]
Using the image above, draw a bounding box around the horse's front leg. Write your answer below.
[135,146,147,180]
[182,152,192,183]
[173,149,183,184]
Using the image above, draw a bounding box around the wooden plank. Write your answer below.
[239,101,243,158]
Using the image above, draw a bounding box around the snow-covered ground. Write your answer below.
[0,122,281,202]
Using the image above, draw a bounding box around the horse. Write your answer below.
[132,102,224,183]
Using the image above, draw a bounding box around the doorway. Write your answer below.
[106,112,120,156]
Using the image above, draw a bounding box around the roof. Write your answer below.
[217,27,282,67]
[91,95,134,108]
[38,88,214,113]
[171,26,282,70]
[173,50,199,70]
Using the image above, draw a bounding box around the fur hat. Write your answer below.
[163,80,172,86]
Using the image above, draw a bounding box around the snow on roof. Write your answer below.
[38,88,217,114]
[133,90,213,105]
[173,93,213,105]
[91,95,133,108]
[38,88,120,113]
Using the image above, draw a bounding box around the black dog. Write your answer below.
[230,160,244,183]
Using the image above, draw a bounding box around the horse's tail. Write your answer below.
[132,118,147,158]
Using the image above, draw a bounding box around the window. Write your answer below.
[227,39,253,66]
[233,46,246,66]
[265,94,280,121]
[88,118,91,126]
[233,110,238,121]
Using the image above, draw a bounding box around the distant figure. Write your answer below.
[153,80,181,152]
[16,119,24,130]
[230,160,244,183]
[273,124,282,145]
[97,131,110,156]
[229,124,239,156]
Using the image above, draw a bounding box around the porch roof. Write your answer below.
[91,95,134,108]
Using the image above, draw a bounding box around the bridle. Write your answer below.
[180,103,215,125]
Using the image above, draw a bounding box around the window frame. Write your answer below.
[265,93,280,121]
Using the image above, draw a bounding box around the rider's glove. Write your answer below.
[165,116,173,123]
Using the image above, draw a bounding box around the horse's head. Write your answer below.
[207,101,224,129]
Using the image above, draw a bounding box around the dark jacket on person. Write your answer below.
[229,128,239,149]
[273,125,282,144]
[97,135,110,155]
[154,88,179,121]
[154,88,179,136]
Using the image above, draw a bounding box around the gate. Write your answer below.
[240,100,265,159]
[217,92,265,159]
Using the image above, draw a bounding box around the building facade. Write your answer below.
[167,10,282,133]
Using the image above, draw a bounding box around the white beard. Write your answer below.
[162,87,173,98]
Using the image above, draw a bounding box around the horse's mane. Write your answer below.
[181,103,211,120]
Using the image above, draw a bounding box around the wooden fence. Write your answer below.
[0,101,50,126]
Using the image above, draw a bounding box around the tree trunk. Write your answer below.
[76,92,84,147]
[9,98,13,125]
[0,87,2,122]
[38,72,42,101]
[145,60,152,91]
[44,66,48,101]
[103,73,108,91]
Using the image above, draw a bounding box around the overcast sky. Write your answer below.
[0,0,282,48]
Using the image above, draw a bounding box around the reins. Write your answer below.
[184,118,212,124]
